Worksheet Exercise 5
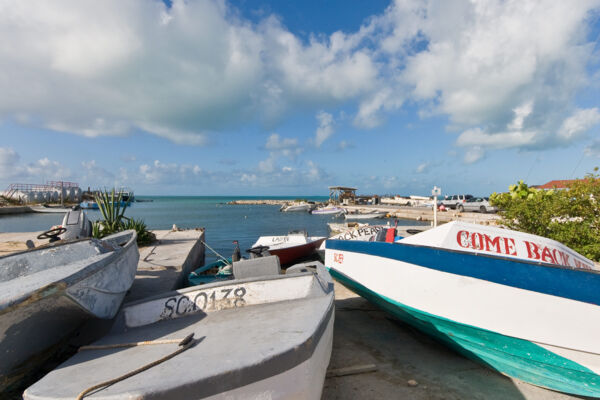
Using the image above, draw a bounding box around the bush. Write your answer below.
[490,169,600,261]
[124,217,156,246]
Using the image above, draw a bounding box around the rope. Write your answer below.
[201,240,231,265]
[78,338,185,351]
[75,333,197,400]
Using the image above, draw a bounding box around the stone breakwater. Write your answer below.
[227,199,291,205]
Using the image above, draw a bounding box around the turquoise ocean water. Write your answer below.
[0,196,426,263]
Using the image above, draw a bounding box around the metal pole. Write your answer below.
[60,181,64,207]
[433,194,437,227]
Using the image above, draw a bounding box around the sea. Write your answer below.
[0,196,427,264]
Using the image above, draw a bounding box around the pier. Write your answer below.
[343,204,500,224]
[126,228,206,302]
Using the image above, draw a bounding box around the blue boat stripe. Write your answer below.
[326,240,600,306]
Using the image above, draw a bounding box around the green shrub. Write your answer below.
[490,169,600,261]
[124,218,156,246]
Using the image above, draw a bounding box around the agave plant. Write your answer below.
[93,189,127,236]
[92,188,155,245]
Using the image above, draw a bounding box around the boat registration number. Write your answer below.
[160,286,247,318]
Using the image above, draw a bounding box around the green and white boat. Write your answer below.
[325,221,600,397]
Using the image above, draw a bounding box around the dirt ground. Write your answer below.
[322,282,580,400]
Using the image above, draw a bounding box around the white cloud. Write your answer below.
[558,108,600,141]
[0,147,71,181]
[415,162,429,173]
[0,0,379,144]
[464,146,485,164]
[315,111,334,147]
[80,160,115,186]
[0,147,20,179]
[265,133,298,151]
[258,156,276,173]
[337,140,354,151]
[457,127,538,149]
[262,133,303,162]
[0,0,597,159]
[585,140,600,158]
[137,160,204,184]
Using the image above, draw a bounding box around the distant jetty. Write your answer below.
[227,199,291,205]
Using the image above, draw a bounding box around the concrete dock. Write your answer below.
[343,204,500,224]
[125,228,205,302]
[0,206,33,215]
[323,282,578,400]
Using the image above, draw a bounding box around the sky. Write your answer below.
[0,0,599,197]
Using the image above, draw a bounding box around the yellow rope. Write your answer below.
[75,333,196,400]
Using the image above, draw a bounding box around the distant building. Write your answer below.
[533,179,581,190]
[329,186,357,205]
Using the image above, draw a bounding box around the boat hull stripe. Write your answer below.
[326,240,600,305]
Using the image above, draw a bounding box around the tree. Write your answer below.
[490,169,600,261]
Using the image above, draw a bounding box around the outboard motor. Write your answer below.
[36,207,92,244]
[246,245,271,259]
[60,207,92,240]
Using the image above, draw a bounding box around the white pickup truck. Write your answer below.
[442,194,473,210]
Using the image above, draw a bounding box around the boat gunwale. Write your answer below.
[326,238,600,276]
[123,268,320,308]
[0,231,138,313]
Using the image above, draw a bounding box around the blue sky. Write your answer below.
[0,0,599,196]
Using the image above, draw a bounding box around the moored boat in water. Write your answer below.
[280,202,313,212]
[311,206,345,216]
[343,211,387,220]
[29,204,73,213]
[79,200,99,209]
[250,231,326,265]
[24,257,334,400]
[325,221,600,397]
[0,230,139,390]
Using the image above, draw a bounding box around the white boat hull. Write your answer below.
[325,238,600,396]
[344,212,386,220]
[0,231,139,388]
[25,263,334,400]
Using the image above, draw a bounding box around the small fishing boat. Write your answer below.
[250,231,326,265]
[187,257,233,285]
[280,202,313,212]
[343,211,387,220]
[311,206,345,216]
[29,204,72,213]
[79,200,99,209]
[0,230,139,390]
[24,257,334,400]
[327,221,368,235]
[325,221,600,397]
